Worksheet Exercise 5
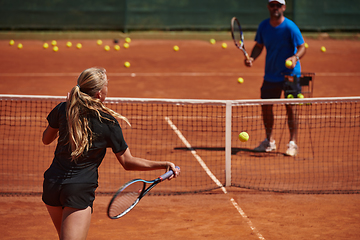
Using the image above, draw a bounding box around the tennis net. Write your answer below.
[0,94,359,195]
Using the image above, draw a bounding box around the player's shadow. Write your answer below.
[174,146,284,157]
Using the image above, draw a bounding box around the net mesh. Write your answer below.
[0,95,359,195]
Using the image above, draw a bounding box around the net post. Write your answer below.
[225,101,232,187]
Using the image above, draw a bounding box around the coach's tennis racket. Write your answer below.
[107,167,180,219]
[231,17,250,60]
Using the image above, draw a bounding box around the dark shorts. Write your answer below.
[42,179,97,210]
[261,80,301,99]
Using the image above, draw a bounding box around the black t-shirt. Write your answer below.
[44,102,128,184]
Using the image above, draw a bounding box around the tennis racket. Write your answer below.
[231,17,250,60]
[107,167,180,219]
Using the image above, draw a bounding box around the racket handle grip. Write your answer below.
[160,166,180,181]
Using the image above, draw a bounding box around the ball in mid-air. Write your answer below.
[66,41,72,47]
[237,77,244,84]
[210,39,216,44]
[124,61,130,68]
[221,43,227,49]
[76,43,82,49]
[43,43,49,49]
[321,46,326,52]
[173,45,179,51]
[104,45,110,51]
[238,132,249,142]
[304,43,309,48]
[97,40,102,46]
[17,43,23,49]
[285,60,293,68]
[9,40,15,46]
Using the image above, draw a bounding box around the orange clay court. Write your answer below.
[0,35,360,240]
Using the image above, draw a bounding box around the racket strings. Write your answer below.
[108,181,144,218]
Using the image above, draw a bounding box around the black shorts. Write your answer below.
[42,179,98,210]
[261,80,301,99]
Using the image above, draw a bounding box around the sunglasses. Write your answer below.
[269,3,283,8]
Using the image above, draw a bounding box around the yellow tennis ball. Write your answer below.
[287,94,294,98]
[9,40,15,46]
[97,40,102,45]
[304,42,309,48]
[210,39,216,44]
[76,43,82,49]
[173,45,179,51]
[125,37,131,43]
[123,43,129,49]
[238,132,249,142]
[114,45,120,51]
[297,93,304,98]
[53,46,59,52]
[285,60,293,68]
[124,61,130,68]
[104,45,110,51]
[237,77,244,84]
[51,40,57,46]
[17,43,23,49]
[66,41,72,47]
[43,43,49,49]
[321,46,326,52]
[222,43,227,49]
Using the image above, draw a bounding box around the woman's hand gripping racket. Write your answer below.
[231,17,250,60]
[107,167,180,219]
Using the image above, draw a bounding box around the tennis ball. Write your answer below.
[114,45,120,51]
[222,43,227,49]
[238,132,249,142]
[97,40,102,45]
[104,45,110,51]
[297,93,304,98]
[76,43,82,49]
[287,94,294,98]
[304,42,309,48]
[17,43,23,49]
[9,40,15,46]
[210,39,216,44]
[285,60,293,69]
[125,37,131,43]
[53,46,59,52]
[321,46,326,52]
[51,40,57,46]
[237,77,244,84]
[173,45,179,51]
[66,41,72,48]
[124,61,130,68]
[43,43,49,49]
[123,43,129,49]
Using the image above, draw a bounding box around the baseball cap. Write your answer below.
[269,0,286,5]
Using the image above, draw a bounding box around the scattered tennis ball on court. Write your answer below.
[9,40,15,46]
[17,43,23,49]
[123,43,129,49]
[66,41,72,48]
[51,40,57,46]
[124,61,130,68]
[222,43,227,49]
[304,42,309,48]
[287,94,294,98]
[104,45,110,51]
[97,40,103,46]
[210,39,216,44]
[43,43,49,49]
[76,43,82,49]
[237,77,244,84]
[285,60,293,68]
[114,45,120,51]
[53,46,59,52]
[238,132,249,142]
[297,93,304,98]
[173,45,179,51]
[125,37,131,43]
[321,46,326,52]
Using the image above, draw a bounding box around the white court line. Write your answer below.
[164,116,266,240]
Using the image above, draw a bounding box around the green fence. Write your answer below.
[0,0,359,31]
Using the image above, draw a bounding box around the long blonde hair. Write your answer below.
[67,67,130,161]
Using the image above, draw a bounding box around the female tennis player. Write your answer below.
[42,67,180,239]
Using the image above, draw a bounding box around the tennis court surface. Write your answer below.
[0,36,360,239]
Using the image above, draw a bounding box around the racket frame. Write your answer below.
[231,17,250,60]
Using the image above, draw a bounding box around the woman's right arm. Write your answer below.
[42,125,59,145]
